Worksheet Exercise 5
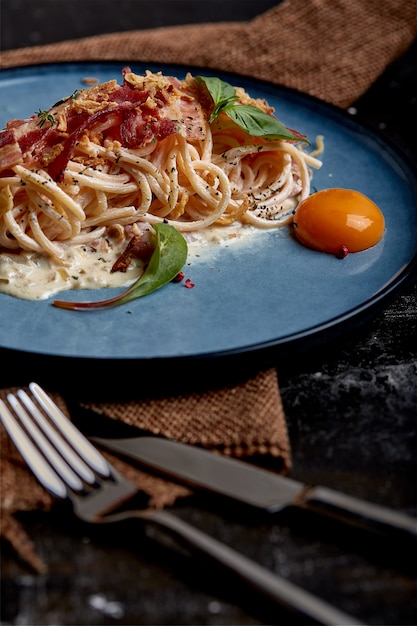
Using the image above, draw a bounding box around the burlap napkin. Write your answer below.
[1,0,416,571]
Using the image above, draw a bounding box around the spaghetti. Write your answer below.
[0,68,322,299]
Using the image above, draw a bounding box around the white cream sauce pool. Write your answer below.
[0,223,261,301]
[0,240,145,301]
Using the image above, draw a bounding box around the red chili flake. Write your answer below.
[184,278,195,289]
[336,245,349,259]
[172,271,184,282]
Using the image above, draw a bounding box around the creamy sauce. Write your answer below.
[0,222,259,301]
[0,241,144,300]
[185,222,258,249]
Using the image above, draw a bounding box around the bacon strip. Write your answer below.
[0,69,207,180]
[0,129,23,171]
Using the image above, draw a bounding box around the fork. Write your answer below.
[0,383,366,626]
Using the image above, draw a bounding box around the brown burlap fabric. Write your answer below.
[1,0,416,571]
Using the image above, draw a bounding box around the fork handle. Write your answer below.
[116,508,365,625]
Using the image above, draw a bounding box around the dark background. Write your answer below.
[1,0,279,49]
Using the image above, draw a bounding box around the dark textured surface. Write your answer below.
[0,0,280,51]
[1,3,416,625]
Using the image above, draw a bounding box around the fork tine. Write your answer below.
[6,393,85,492]
[0,398,67,498]
[16,387,97,484]
[28,382,111,479]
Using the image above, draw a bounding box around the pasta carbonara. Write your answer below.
[0,68,322,300]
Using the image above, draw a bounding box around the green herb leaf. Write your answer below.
[195,76,238,123]
[52,90,81,108]
[195,75,309,143]
[224,104,308,142]
[53,223,188,310]
[36,110,56,128]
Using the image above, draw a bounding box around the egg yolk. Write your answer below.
[293,188,385,256]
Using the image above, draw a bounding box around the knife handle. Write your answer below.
[301,485,417,541]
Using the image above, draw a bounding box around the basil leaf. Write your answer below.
[195,75,309,143]
[121,222,188,303]
[224,104,308,142]
[53,223,188,310]
[195,75,238,122]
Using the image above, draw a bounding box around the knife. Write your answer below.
[73,408,417,543]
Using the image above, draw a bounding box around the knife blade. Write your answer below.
[73,408,417,542]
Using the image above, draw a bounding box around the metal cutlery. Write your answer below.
[74,405,417,543]
[0,382,366,626]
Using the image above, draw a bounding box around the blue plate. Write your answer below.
[1,62,416,364]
